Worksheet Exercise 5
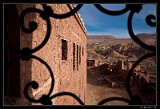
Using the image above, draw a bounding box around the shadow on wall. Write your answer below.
[4,4,32,105]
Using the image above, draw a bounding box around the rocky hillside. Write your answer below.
[136,33,156,46]
[87,33,156,58]
[87,33,156,105]
[87,35,117,44]
[87,33,156,71]
[87,33,156,46]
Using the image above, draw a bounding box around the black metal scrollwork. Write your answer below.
[93,4,156,105]
[94,4,129,15]
[6,4,156,105]
[18,4,85,105]
[42,4,83,19]
[23,55,55,104]
[20,7,51,53]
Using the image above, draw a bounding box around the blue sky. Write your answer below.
[77,4,156,38]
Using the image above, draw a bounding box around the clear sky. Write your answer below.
[77,4,156,38]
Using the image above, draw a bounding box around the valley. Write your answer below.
[86,33,156,105]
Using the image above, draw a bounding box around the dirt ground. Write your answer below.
[86,69,130,105]
[86,66,156,105]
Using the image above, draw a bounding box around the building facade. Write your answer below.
[4,4,87,105]
[87,59,101,67]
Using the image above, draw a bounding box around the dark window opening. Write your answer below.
[61,39,68,60]
[87,60,95,66]
[77,45,79,70]
[73,43,76,70]
[79,46,81,64]
[82,47,84,56]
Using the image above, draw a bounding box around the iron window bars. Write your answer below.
[5,4,156,105]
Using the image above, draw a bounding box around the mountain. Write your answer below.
[137,33,156,38]
[136,33,156,46]
[87,33,156,60]
[87,35,117,44]
[87,33,156,46]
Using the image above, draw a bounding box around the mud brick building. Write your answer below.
[4,4,87,105]
[87,59,101,67]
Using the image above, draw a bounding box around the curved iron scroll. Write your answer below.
[6,4,156,105]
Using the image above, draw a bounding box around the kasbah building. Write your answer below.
[4,4,87,105]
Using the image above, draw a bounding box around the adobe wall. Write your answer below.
[30,4,87,105]
[87,60,95,67]
[18,4,35,100]
[4,4,35,105]
[5,4,86,105]
[5,4,39,105]
[119,69,128,80]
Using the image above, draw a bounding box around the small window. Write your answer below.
[79,46,81,64]
[61,39,68,60]
[77,45,79,70]
[82,47,84,56]
[73,43,76,70]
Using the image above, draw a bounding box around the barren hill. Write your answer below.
[87,35,117,44]
[136,33,156,46]
[87,33,156,46]
[104,50,127,58]
[86,33,156,105]
[87,33,156,62]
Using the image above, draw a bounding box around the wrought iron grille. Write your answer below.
[4,4,156,105]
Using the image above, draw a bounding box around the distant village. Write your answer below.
[87,59,154,88]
